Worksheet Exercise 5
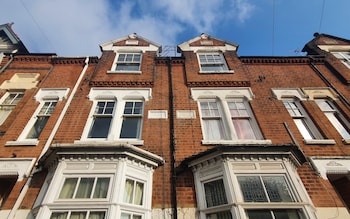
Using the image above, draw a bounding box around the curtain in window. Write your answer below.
[134,181,144,205]
[26,116,49,139]
[232,119,256,139]
[76,178,94,198]
[70,212,86,219]
[50,212,68,219]
[124,179,134,203]
[93,178,110,198]
[203,120,225,140]
[88,212,105,219]
[59,178,78,199]
[204,179,228,207]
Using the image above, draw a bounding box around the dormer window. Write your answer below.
[331,52,350,69]
[109,53,142,74]
[197,52,232,73]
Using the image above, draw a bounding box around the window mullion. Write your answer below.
[72,177,81,199]
[91,178,98,199]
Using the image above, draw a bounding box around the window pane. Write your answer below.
[246,210,272,219]
[204,179,228,207]
[26,116,49,139]
[75,178,94,198]
[134,181,144,205]
[88,117,112,138]
[232,119,256,140]
[116,64,140,71]
[274,209,302,219]
[237,176,268,202]
[50,212,68,219]
[120,117,142,138]
[207,211,232,219]
[200,102,220,117]
[262,176,294,202]
[59,178,78,199]
[93,178,110,198]
[293,119,313,140]
[70,212,87,219]
[89,212,106,219]
[202,119,226,140]
[124,179,134,204]
[326,113,350,139]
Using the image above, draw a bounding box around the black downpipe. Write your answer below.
[168,57,178,219]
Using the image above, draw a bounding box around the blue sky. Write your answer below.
[1,0,349,57]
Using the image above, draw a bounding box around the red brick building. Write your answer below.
[0,24,349,219]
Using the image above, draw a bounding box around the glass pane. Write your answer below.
[232,119,256,140]
[237,176,268,202]
[120,117,141,138]
[201,64,225,72]
[70,212,87,219]
[133,54,141,62]
[93,178,110,198]
[204,179,228,207]
[293,119,313,140]
[104,102,115,114]
[26,116,49,139]
[200,102,220,117]
[59,178,78,199]
[116,64,140,71]
[246,210,272,219]
[316,100,334,111]
[207,211,232,219]
[118,54,126,61]
[326,113,350,139]
[89,212,106,219]
[124,179,134,204]
[284,102,302,117]
[50,212,68,219]
[202,119,226,140]
[88,117,112,138]
[76,178,94,198]
[274,209,302,219]
[134,181,144,205]
[262,176,294,202]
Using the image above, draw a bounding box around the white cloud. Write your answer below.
[0,0,255,56]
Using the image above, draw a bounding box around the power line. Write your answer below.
[19,0,57,53]
[318,0,326,32]
[272,0,275,56]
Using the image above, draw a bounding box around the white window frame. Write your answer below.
[49,209,107,219]
[0,91,24,125]
[191,88,270,145]
[283,99,322,140]
[271,88,335,145]
[197,52,233,73]
[315,99,350,141]
[331,51,350,69]
[6,88,69,146]
[191,155,317,219]
[79,88,151,145]
[109,52,142,74]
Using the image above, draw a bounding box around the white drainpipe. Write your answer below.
[8,57,90,219]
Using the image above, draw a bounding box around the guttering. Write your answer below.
[8,57,90,219]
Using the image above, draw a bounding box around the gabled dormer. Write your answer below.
[303,33,350,84]
[99,33,161,74]
[178,33,238,74]
[0,23,29,54]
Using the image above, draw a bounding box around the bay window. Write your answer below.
[189,148,316,219]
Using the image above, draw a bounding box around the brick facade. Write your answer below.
[0,28,349,219]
